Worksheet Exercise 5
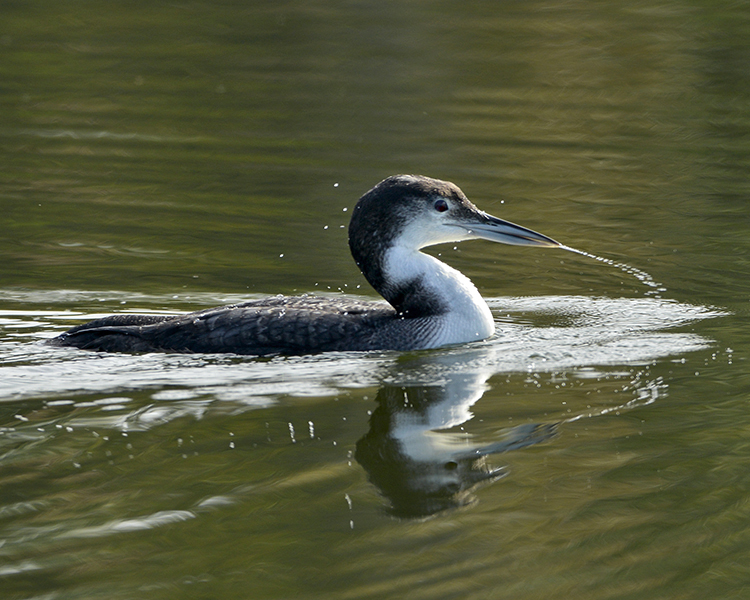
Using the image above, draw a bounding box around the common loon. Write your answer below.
[50,175,560,355]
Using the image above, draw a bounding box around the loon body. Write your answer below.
[50,175,559,355]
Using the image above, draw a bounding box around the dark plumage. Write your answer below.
[49,296,417,355]
[49,174,559,355]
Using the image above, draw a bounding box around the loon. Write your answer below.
[49,175,560,355]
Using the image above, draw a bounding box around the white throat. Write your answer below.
[383,245,495,348]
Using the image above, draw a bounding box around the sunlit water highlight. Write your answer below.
[0,285,725,408]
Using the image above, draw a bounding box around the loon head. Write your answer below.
[348,175,559,315]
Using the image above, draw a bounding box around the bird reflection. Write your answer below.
[356,369,556,519]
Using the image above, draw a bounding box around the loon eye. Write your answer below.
[434,199,449,213]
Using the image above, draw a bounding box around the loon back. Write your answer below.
[50,175,560,355]
[50,296,429,355]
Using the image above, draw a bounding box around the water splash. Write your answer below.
[560,245,667,297]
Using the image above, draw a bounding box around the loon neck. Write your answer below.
[379,245,496,344]
[348,221,462,318]
[381,246,447,317]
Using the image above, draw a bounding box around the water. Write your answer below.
[3,2,750,599]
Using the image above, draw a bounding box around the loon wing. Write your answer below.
[50,296,396,355]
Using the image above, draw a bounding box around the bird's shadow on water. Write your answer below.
[355,366,557,519]
[351,346,650,520]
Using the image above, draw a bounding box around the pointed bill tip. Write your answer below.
[460,213,560,248]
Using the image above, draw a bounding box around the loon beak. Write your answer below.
[460,212,560,248]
